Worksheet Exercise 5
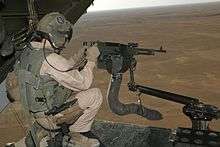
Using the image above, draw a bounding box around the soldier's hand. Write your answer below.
[71,47,87,63]
[55,106,84,125]
[86,44,100,63]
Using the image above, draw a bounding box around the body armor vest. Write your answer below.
[16,45,72,114]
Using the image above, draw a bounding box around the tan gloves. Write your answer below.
[35,100,84,129]
[68,47,88,70]
[86,45,100,63]
[70,47,87,65]
[55,105,84,125]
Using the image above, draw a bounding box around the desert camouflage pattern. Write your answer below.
[0,80,9,112]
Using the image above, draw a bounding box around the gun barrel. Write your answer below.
[134,47,166,55]
[135,85,199,105]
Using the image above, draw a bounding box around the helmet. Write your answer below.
[37,12,73,50]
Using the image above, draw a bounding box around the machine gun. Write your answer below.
[83,41,166,120]
[83,41,166,75]
[85,41,220,146]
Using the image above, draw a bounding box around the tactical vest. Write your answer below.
[16,45,72,115]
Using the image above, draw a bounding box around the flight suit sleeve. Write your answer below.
[40,53,95,91]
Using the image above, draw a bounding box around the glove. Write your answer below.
[55,105,84,125]
[70,47,87,65]
[86,45,100,62]
[69,48,87,70]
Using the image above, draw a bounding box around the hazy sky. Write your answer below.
[88,0,220,11]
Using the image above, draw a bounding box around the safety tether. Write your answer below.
[27,0,38,31]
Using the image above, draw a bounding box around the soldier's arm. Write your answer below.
[40,53,95,91]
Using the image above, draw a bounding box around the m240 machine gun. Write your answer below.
[85,41,220,147]
[83,41,166,120]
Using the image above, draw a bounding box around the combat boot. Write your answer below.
[69,132,100,147]
[5,143,15,147]
[5,137,26,147]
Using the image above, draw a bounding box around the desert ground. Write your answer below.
[1,2,220,146]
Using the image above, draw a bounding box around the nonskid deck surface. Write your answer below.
[91,120,172,147]
[91,121,212,147]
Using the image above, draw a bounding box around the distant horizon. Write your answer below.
[88,0,220,12]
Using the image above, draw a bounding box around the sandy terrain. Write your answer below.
[1,2,220,146]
